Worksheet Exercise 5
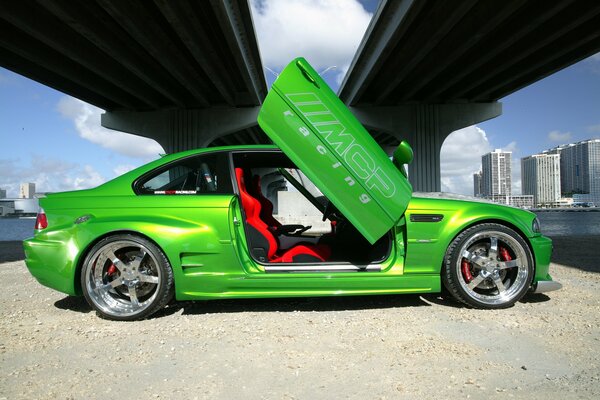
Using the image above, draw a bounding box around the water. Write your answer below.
[534,210,600,236]
[1,211,599,242]
[0,218,36,241]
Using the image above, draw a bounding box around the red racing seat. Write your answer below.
[251,175,282,228]
[236,168,330,263]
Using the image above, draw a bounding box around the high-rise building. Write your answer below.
[481,149,512,197]
[521,153,561,207]
[20,183,35,199]
[473,171,483,197]
[547,139,600,204]
[0,188,6,199]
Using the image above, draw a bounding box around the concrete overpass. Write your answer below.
[1,0,600,191]
[0,0,269,151]
[340,0,600,190]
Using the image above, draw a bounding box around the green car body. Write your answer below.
[24,58,557,320]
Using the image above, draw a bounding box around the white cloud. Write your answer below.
[250,0,372,87]
[440,126,492,194]
[440,126,522,195]
[548,130,572,142]
[113,164,136,177]
[587,123,600,133]
[0,156,106,197]
[57,96,163,160]
[335,63,351,86]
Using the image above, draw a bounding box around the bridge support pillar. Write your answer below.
[351,103,502,192]
[101,106,261,153]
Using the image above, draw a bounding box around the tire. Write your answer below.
[80,234,174,321]
[442,223,533,309]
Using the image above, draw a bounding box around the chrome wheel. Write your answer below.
[443,224,533,309]
[81,235,173,320]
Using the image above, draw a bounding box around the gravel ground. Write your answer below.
[1,237,599,400]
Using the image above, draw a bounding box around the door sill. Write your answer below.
[264,263,382,273]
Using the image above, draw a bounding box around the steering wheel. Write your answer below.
[275,224,312,236]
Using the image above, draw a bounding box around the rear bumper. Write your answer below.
[23,237,79,296]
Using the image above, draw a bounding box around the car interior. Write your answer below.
[232,151,392,265]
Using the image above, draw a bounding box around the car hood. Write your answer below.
[257,58,412,244]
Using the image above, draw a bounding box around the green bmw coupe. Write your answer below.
[24,58,560,320]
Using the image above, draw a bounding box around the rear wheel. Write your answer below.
[81,234,174,320]
[442,223,533,309]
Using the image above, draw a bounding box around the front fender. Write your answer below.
[403,197,540,275]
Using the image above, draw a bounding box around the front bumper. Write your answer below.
[528,234,561,293]
[530,235,553,281]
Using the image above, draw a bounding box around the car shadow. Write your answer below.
[54,296,92,314]
[155,293,437,317]
[420,293,466,309]
[52,293,438,319]
[519,293,551,304]
[52,292,549,319]
[419,292,552,307]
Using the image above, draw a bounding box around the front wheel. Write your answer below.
[81,234,174,320]
[442,223,534,309]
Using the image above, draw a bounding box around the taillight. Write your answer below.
[35,208,48,230]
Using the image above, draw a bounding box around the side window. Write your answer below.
[136,152,233,195]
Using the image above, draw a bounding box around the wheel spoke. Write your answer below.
[461,250,487,269]
[107,276,123,289]
[138,274,159,284]
[467,274,485,289]
[101,249,125,272]
[96,277,123,292]
[130,249,147,270]
[493,275,507,295]
[488,237,498,260]
[497,258,519,269]
[128,286,140,307]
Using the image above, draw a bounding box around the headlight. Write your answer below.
[532,217,541,233]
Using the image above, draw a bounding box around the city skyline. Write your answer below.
[475,138,600,207]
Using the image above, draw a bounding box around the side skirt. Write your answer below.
[176,273,441,300]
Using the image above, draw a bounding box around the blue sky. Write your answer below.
[1,0,599,197]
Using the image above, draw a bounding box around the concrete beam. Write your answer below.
[101,106,261,153]
[102,102,501,193]
[351,102,502,191]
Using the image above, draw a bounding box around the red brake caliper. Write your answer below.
[461,259,473,283]
[499,246,512,262]
[107,263,118,276]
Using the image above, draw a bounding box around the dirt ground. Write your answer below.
[1,236,599,400]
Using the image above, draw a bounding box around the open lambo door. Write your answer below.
[258,58,412,244]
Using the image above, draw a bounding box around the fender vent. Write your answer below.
[409,214,444,223]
